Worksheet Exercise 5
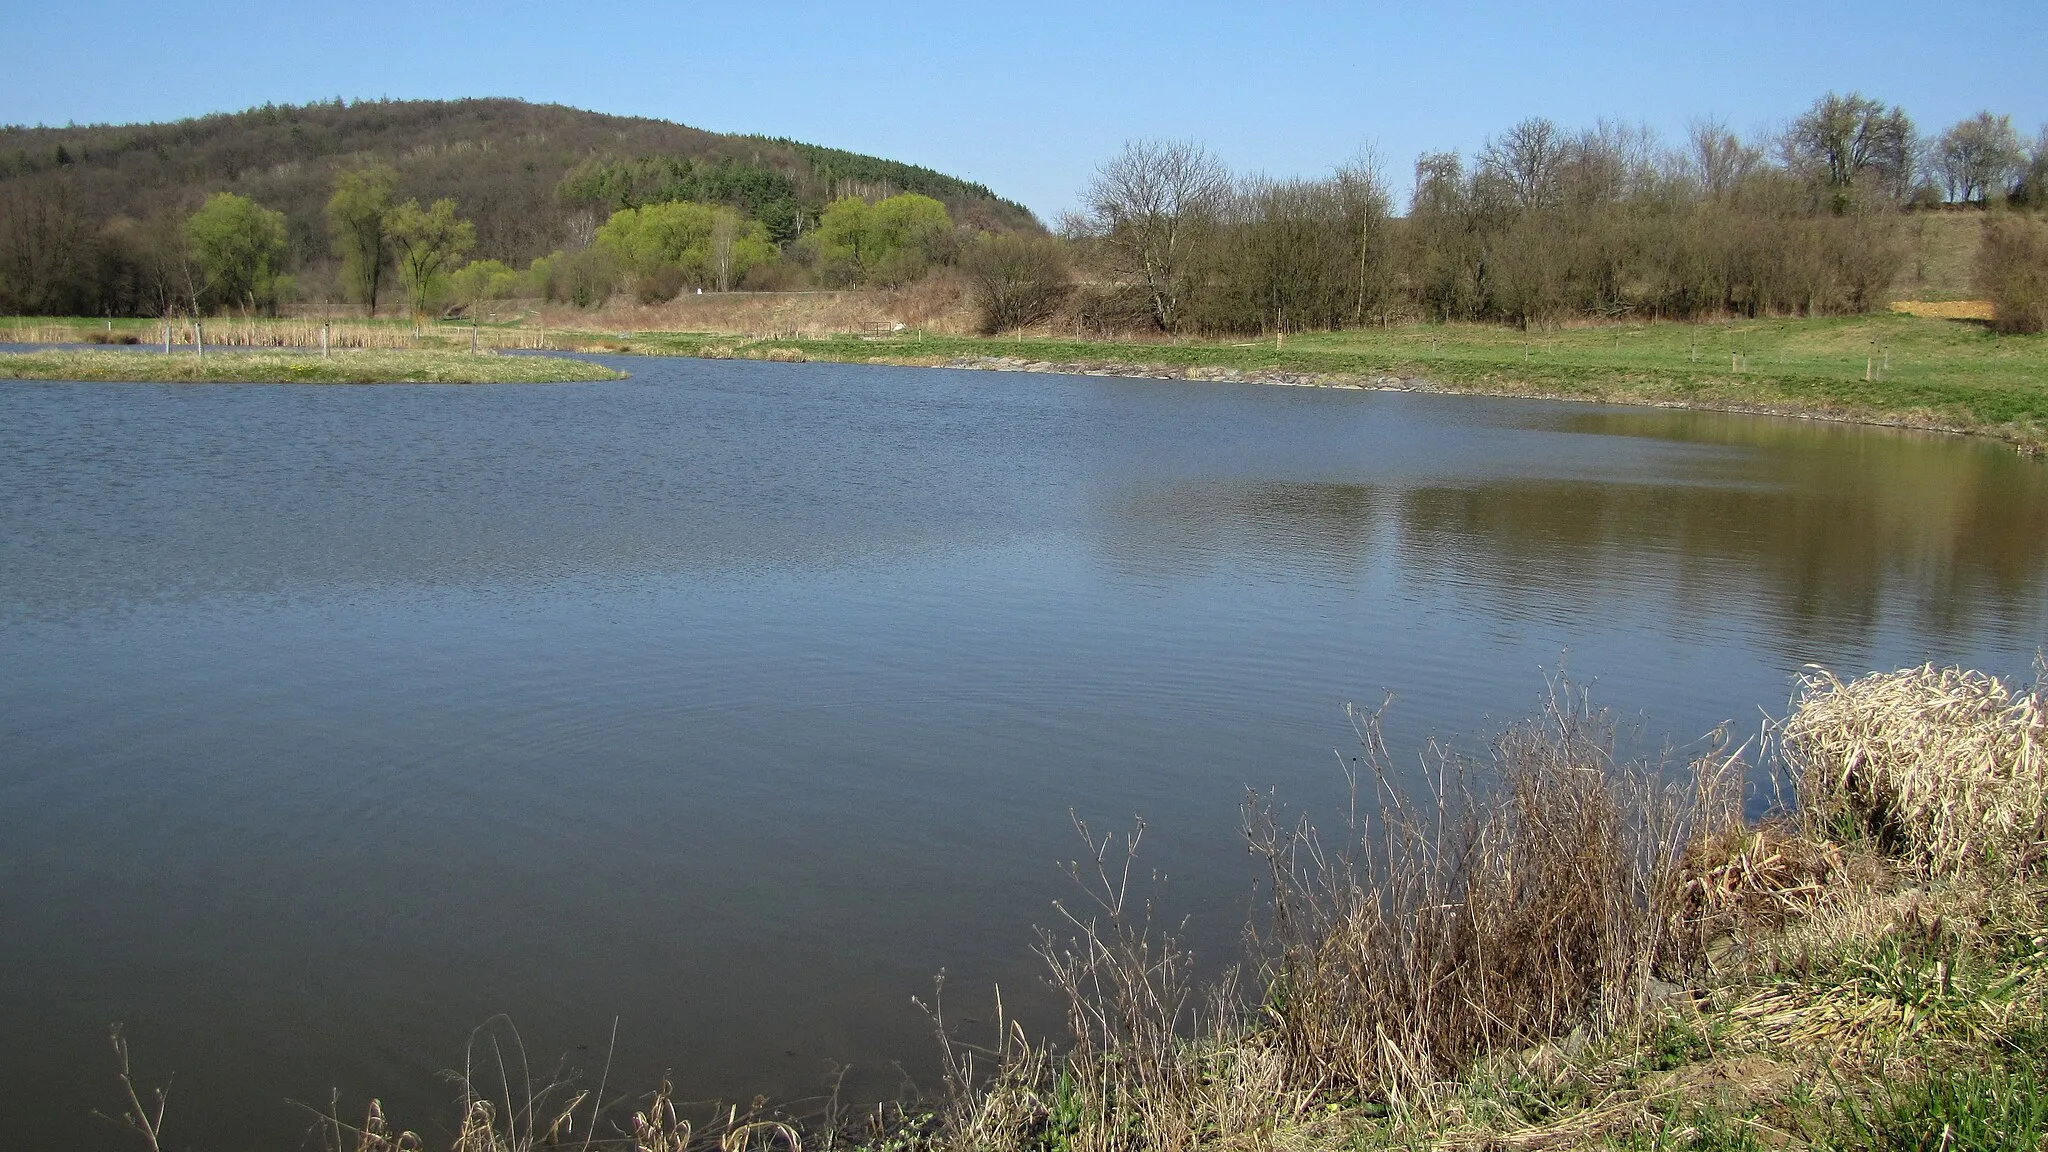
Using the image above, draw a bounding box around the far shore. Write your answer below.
[567,311,2048,452]
[0,347,626,385]
[5,311,2044,449]
[920,352,2042,450]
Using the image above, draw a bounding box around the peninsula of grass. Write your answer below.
[601,312,2048,448]
[0,347,625,385]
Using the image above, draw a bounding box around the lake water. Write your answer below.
[3,357,2044,1151]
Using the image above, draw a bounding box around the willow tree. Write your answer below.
[325,165,398,316]
[184,191,288,313]
[814,193,952,286]
[387,198,474,320]
[595,200,775,295]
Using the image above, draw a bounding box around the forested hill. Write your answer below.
[0,98,1041,268]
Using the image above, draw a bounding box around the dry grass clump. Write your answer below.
[1784,664,2047,875]
[935,684,1757,1152]
[1243,692,1740,1109]
[1721,874,2048,1060]
[936,666,2048,1152]
[1887,299,1996,321]
[555,278,979,339]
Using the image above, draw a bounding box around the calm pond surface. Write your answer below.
[3,357,2044,1150]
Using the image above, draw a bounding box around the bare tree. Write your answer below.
[1785,93,1916,210]
[1085,140,1229,332]
[711,209,737,292]
[2020,126,2048,209]
[0,180,92,315]
[1481,118,1568,210]
[1685,120,1759,201]
[1333,151,1395,325]
[1933,112,2025,205]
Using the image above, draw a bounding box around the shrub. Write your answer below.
[961,234,1071,334]
[1975,214,2048,335]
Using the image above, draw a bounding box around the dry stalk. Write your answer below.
[98,1024,171,1152]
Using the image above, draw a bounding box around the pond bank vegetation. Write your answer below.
[105,662,2048,1152]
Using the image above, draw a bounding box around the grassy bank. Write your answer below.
[584,312,2048,449]
[164,662,2043,1152]
[11,311,2046,446]
[0,348,625,384]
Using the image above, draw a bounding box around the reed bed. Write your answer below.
[554,278,979,339]
[4,318,563,351]
[923,687,1758,1152]
[0,348,622,384]
[1785,664,2047,875]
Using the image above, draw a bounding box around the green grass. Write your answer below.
[600,313,2048,447]
[0,347,626,384]
[1829,1056,2048,1152]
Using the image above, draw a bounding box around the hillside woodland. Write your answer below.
[0,98,1039,316]
[3,93,2046,335]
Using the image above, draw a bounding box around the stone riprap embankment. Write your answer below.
[940,355,1418,392]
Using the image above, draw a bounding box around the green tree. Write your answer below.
[595,201,774,294]
[183,191,288,313]
[386,198,475,319]
[325,165,396,316]
[814,196,876,284]
[814,193,953,285]
[446,258,525,317]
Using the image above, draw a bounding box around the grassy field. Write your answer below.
[0,347,625,384]
[1892,209,1987,302]
[584,312,2048,448]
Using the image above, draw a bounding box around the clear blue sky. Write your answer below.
[4,0,2044,221]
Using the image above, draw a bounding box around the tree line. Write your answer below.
[1053,94,2048,337]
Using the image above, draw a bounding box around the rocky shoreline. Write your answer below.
[938,354,1419,391]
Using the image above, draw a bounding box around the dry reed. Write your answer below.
[1784,664,2047,875]
[936,683,1754,1152]
[1242,690,1742,1110]
[551,278,979,339]
[5,318,562,351]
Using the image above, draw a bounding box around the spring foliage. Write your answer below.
[594,201,776,297]
[813,193,953,287]
[183,192,288,312]
[386,198,474,320]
